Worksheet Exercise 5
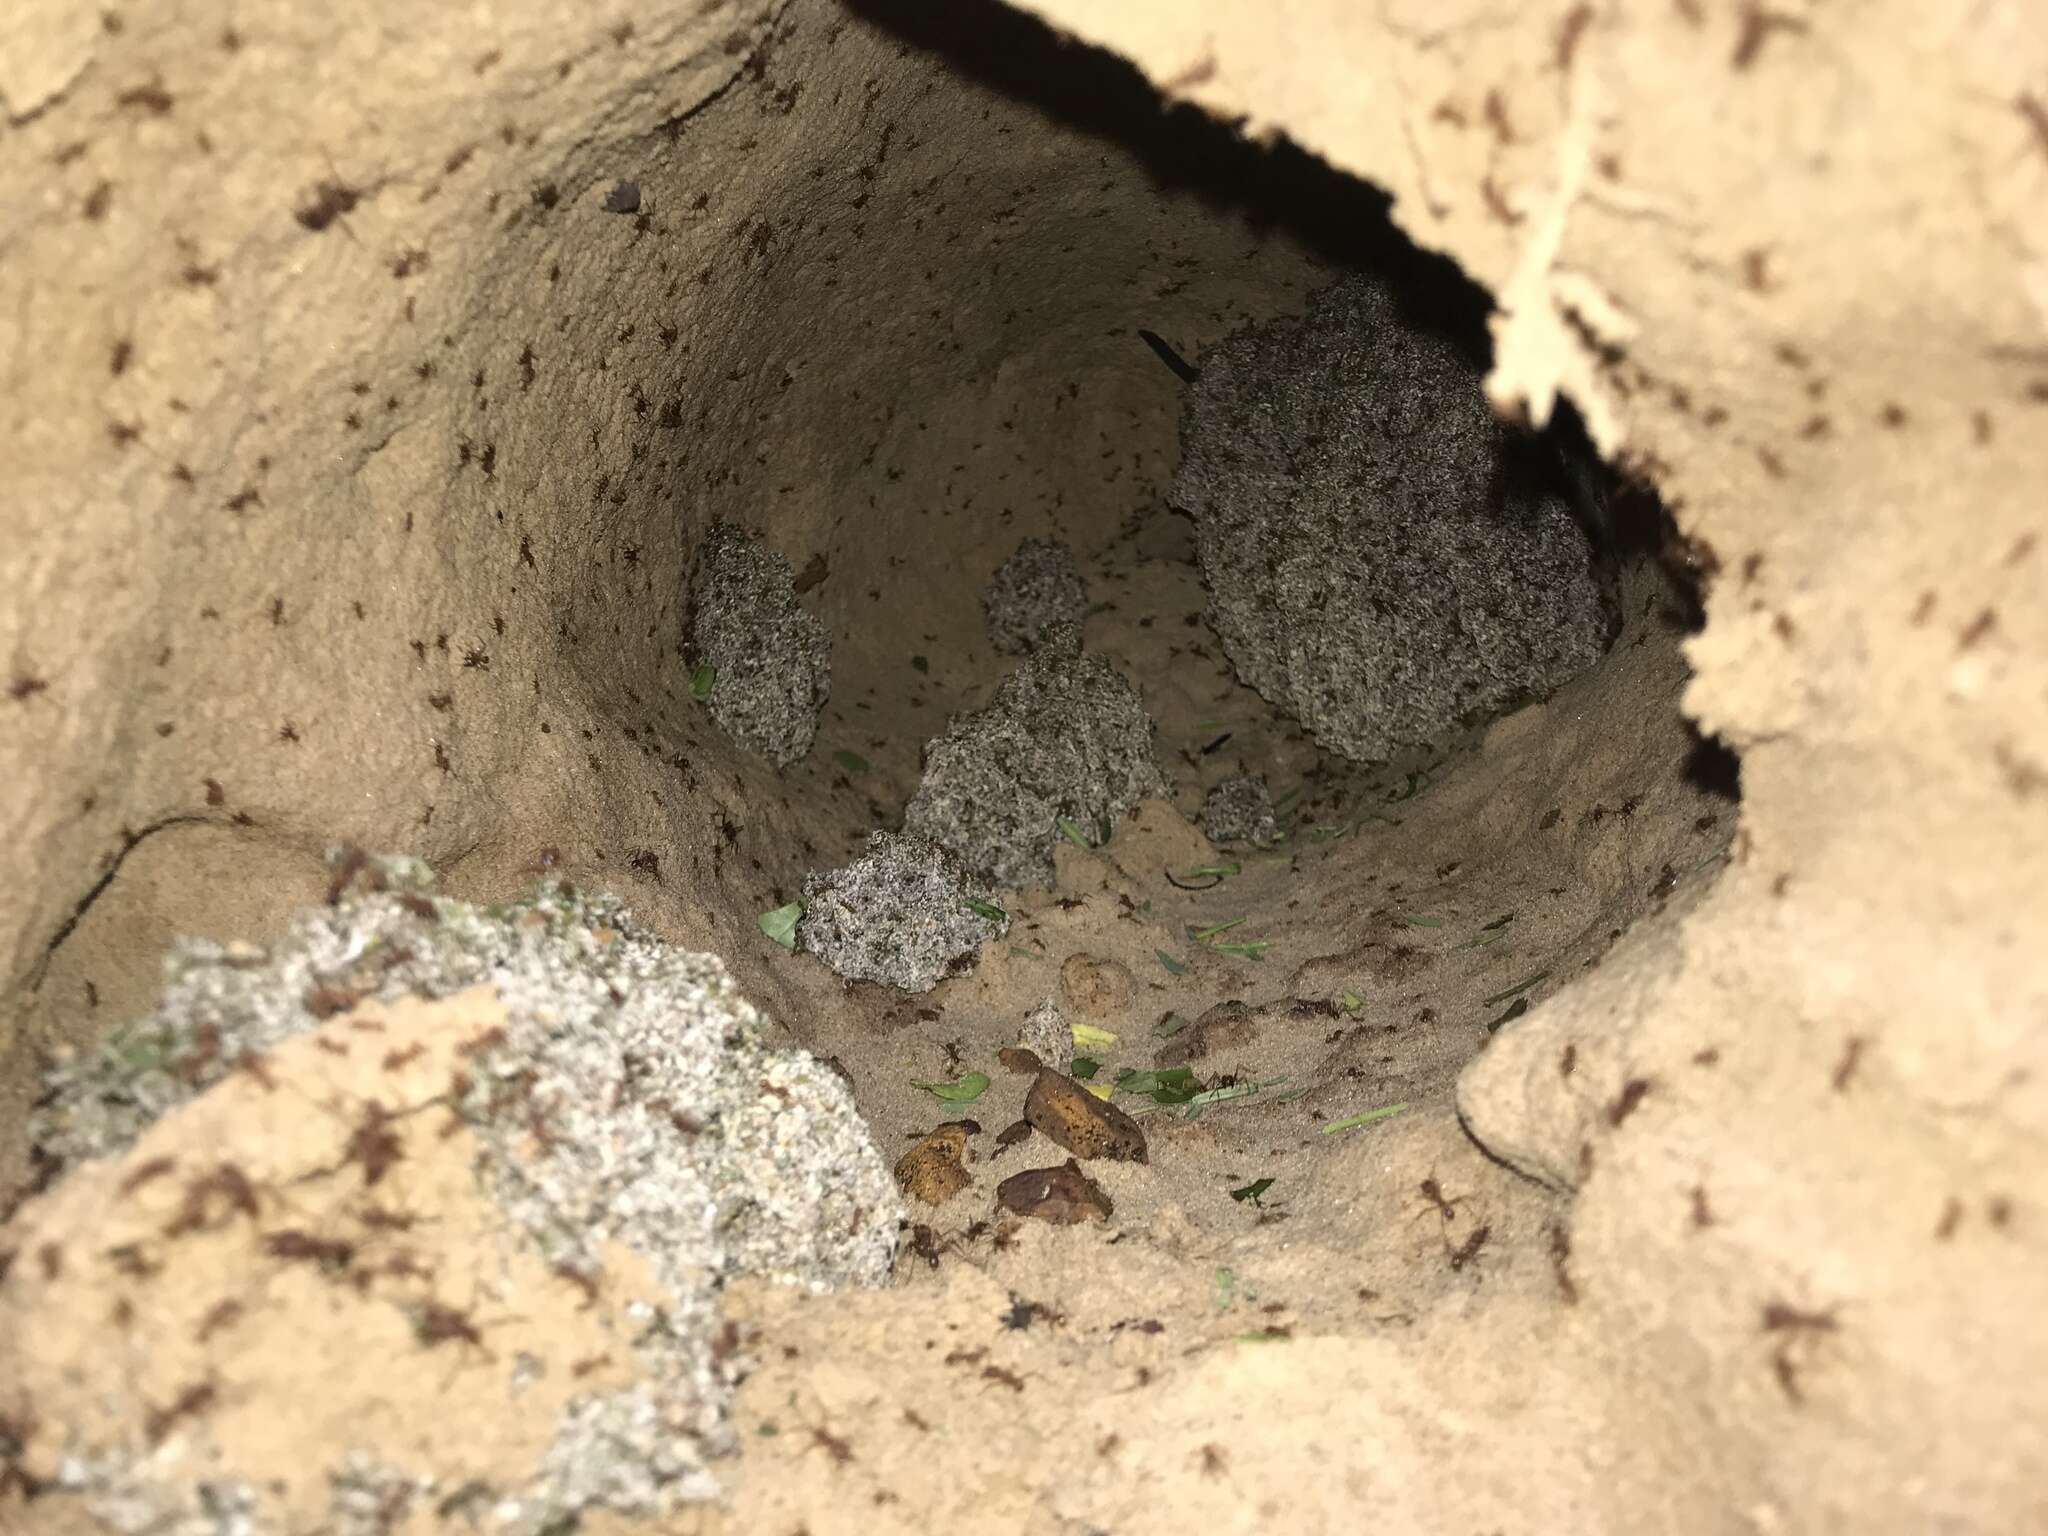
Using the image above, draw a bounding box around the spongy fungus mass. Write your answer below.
[1173,273,1615,762]
[687,521,833,767]
[903,625,1167,891]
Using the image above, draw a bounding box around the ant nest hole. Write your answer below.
[0,2,1772,1533]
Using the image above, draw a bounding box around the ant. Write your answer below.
[1408,1175,1468,1228]
[804,1423,855,1467]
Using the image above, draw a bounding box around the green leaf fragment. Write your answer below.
[1482,971,1551,1007]
[1230,1176,1275,1205]
[1320,1102,1410,1134]
[832,749,870,773]
[915,1071,990,1102]
[1070,1057,1100,1080]
[1453,927,1508,951]
[758,901,803,948]
[1151,1012,1190,1038]
[1113,1066,1198,1103]
[1056,816,1095,848]
[964,898,1006,923]
[1186,1080,1274,1109]
[1190,916,1247,941]
[1404,914,1445,928]
[1212,941,1269,960]
[689,665,716,700]
[1340,991,1364,1012]
[1155,948,1189,975]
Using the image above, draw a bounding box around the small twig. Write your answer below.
[1137,329,1201,383]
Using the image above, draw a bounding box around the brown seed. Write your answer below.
[1024,1070,1147,1163]
[894,1123,973,1206]
[996,1159,1113,1224]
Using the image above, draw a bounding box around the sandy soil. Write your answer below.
[3,0,2045,1529]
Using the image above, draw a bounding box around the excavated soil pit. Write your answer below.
[0,3,1797,1532]
[462,1,1743,1245]
[3,0,1739,1187]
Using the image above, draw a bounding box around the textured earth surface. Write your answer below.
[2,0,2044,1532]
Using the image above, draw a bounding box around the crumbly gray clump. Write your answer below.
[1200,775,1280,848]
[983,537,1087,655]
[902,627,1167,890]
[1172,273,1614,762]
[33,850,903,1536]
[797,831,1007,993]
[1018,997,1073,1073]
[686,520,830,766]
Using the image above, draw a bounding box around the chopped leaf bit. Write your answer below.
[1189,916,1247,942]
[1070,1022,1119,1049]
[758,901,803,948]
[1320,1102,1409,1134]
[1113,1066,1199,1104]
[915,1071,990,1103]
[1230,1177,1275,1205]
[1403,914,1445,928]
[832,749,870,773]
[1081,1080,1115,1101]
[1055,816,1095,848]
[964,898,1007,923]
[1070,1057,1100,1080]
[689,664,716,700]
[1453,927,1508,951]
[1155,948,1190,976]
[1340,991,1364,1012]
[1188,1077,1285,1109]
[1482,972,1550,1007]
[1212,940,1269,960]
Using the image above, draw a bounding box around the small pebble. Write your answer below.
[996,1160,1112,1224]
[1017,997,1073,1073]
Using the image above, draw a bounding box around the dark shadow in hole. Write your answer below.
[848,0,1739,808]
[1683,728,1743,802]
[846,1,1663,618]
[842,0,1493,364]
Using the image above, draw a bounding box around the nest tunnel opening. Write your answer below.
[8,0,1744,1229]
[522,0,1742,1177]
